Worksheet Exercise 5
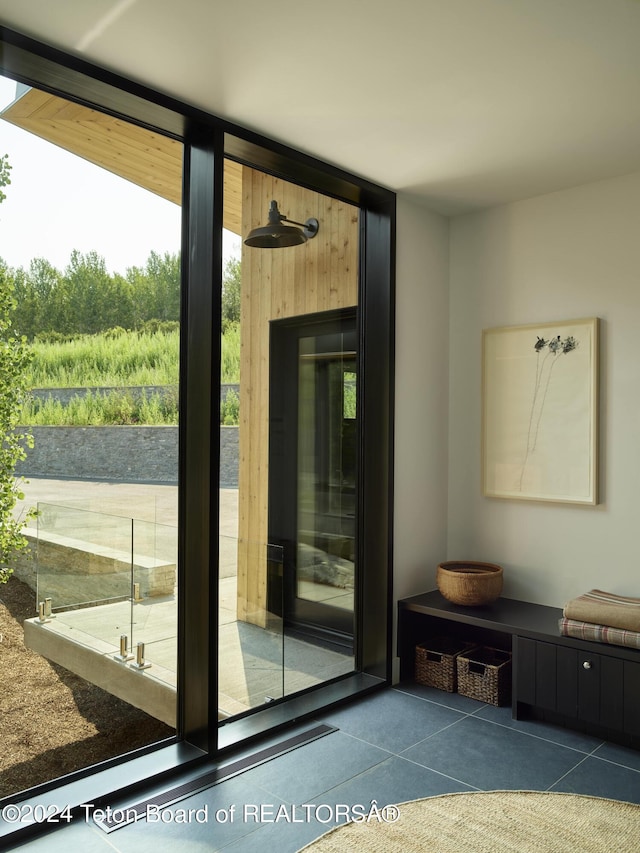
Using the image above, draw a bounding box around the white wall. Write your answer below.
[447,171,640,607]
[393,194,449,616]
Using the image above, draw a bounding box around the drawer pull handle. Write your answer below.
[582,660,593,670]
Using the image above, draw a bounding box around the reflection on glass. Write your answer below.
[268,309,357,692]
[218,538,284,720]
[297,336,356,613]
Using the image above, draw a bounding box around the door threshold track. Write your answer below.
[93,722,336,832]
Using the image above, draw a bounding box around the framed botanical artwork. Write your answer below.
[482,317,599,505]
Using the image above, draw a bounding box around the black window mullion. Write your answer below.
[357,206,395,680]
[179,125,224,753]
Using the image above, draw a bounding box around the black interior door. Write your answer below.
[269,307,357,650]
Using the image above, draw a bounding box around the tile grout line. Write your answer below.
[238,720,475,808]
[585,748,640,775]
[275,749,483,814]
[390,706,592,758]
[391,688,635,764]
[545,752,594,792]
[317,711,472,758]
[326,693,640,779]
[392,686,489,717]
[396,715,472,755]
[244,752,392,810]
[306,727,399,757]
[95,826,124,853]
[466,711,606,756]
[393,753,484,792]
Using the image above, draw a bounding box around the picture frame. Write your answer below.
[482,317,599,505]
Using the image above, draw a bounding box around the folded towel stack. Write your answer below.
[559,589,640,650]
[558,617,640,649]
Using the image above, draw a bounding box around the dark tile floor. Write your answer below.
[10,684,640,852]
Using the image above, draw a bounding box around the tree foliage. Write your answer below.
[0,153,10,204]
[7,248,243,341]
[0,155,35,582]
[124,251,181,327]
[8,249,182,340]
[222,257,241,329]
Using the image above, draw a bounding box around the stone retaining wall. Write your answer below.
[16,425,239,486]
[28,383,239,406]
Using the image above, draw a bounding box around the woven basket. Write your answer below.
[436,561,503,606]
[415,637,477,692]
[456,646,512,706]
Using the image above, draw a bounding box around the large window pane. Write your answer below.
[0,76,181,798]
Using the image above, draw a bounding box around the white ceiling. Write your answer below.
[1,0,640,214]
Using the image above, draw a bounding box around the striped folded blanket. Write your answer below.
[559,617,640,650]
[563,589,640,633]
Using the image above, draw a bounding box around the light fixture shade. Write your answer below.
[244,222,308,248]
[244,200,319,248]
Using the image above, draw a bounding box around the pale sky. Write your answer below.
[0,76,240,275]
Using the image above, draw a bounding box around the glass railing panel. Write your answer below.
[35,502,133,610]
[130,519,178,680]
[33,501,134,656]
[32,494,158,523]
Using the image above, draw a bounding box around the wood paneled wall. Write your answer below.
[2,87,244,235]
[236,167,359,625]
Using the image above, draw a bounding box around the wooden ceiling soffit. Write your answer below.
[1,87,243,236]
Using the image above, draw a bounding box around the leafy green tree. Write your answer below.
[222,257,241,329]
[125,251,180,327]
[64,249,123,334]
[11,258,63,339]
[10,248,182,338]
[109,272,136,330]
[0,153,10,204]
[0,155,35,583]
[146,250,180,321]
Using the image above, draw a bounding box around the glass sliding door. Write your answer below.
[219,159,359,722]
[217,158,286,720]
[270,309,357,649]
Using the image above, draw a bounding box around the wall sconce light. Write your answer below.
[244,200,319,248]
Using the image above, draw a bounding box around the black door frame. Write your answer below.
[269,307,357,649]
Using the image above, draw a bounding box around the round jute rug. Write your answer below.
[299,790,640,853]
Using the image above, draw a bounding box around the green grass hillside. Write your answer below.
[20,325,241,425]
[26,327,179,387]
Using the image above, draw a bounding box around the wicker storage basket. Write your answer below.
[415,637,477,692]
[436,561,503,606]
[456,646,512,706]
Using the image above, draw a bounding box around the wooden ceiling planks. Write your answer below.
[1,87,243,235]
